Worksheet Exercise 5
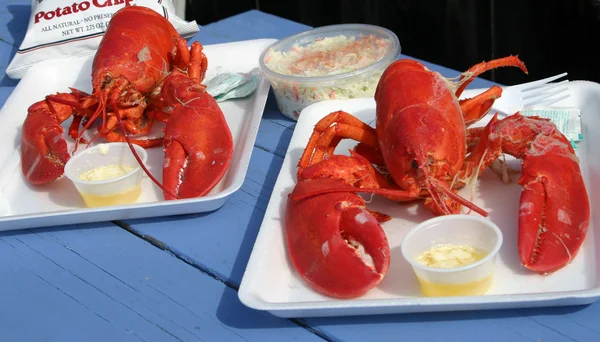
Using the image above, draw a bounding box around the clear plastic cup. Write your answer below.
[64,142,148,208]
[401,214,503,297]
[259,24,401,120]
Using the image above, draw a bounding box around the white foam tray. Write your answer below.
[238,80,600,318]
[0,38,276,231]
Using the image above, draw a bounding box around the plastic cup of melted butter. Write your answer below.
[64,143,148,208]
[401,215,503,297]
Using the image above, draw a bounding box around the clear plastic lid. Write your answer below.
[259,23,401,85]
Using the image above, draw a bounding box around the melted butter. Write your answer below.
[415,243,493,297]
[77,164,141,207]
[78,164,135,182]
[416,243,487,269]
[79,185,142,208]
[417,274,494,297]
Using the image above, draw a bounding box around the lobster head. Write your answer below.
[374,60,467,197]
[92,6,182,95]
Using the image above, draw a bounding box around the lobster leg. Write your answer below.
[454,56,529,98]
[68,115,87,143]
[286,178,391,298]
[46,88,98,148]
[298,110,379,173]
[173,40,208,83]
[101,131,163,148]
[459,86,503,126]
[353,142,385,166]
[294,152,419,205]
[453,56,528,127]
[462,113,590,273]
[187,41,208,83]
[100,114,162,148]
[296,111,423,203]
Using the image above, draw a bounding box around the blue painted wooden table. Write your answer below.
[0,1,599,341]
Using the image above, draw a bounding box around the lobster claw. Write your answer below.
[21,94,77,184]
[160,73,234,200]
[465,113,590,273]
[517,135,590,273]
[286,178,391,298]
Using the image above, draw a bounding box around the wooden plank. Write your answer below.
[195,10,311,46]
[255,95,297,157]
[120,146,282,286]
[301,305,600,341]
[0,223,324,341]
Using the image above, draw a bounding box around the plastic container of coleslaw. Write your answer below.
[259,24,401,120]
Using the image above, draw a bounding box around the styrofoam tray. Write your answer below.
[238,80,600,318]
[0,38,276,231]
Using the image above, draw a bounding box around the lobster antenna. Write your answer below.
[291,186,414,202]
[429,177,487,217]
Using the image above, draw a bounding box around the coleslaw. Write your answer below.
[265,35,392,77]
[262,32,397,120]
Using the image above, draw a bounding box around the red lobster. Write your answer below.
[20,5,233,200]
[286,56,590,298]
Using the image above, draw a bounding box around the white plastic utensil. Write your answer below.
[492,72,570,114]
[0,148,21,216]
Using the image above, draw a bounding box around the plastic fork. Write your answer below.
[492,72,570,115]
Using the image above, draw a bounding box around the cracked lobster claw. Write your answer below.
[286,178,391,299]
[160,73,234,200]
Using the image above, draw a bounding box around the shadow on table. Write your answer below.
[216,285,312,330]
[298,303,591,327]
[213,97,299,329]
[220,93,295,286]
